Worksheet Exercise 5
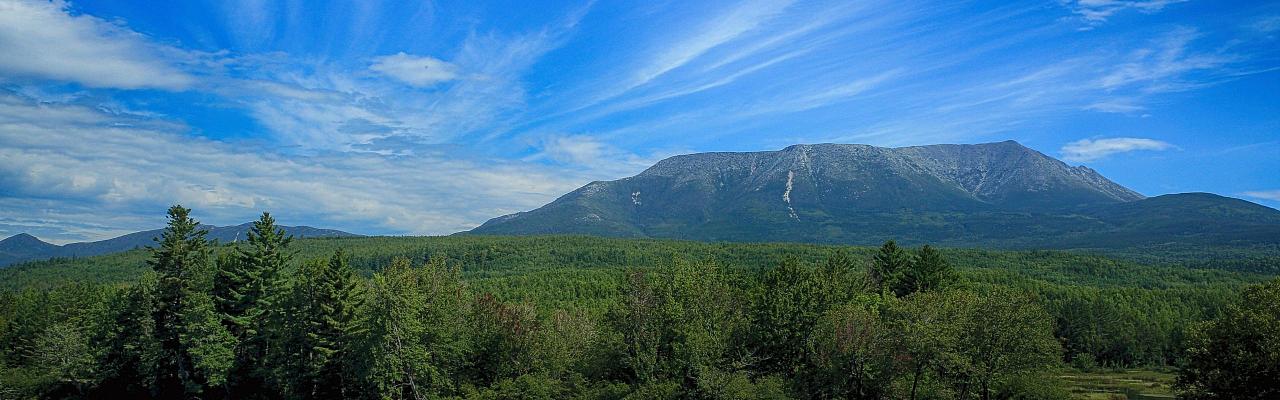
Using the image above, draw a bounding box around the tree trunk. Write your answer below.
[910,364,923,400]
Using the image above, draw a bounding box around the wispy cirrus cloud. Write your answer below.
[623,0,795,95]
[525,134,670,179]
[0,0,608,242]
[1242,190,1280,202]
[0,91,586,242]
[1,0,1276,242]
[563,0,797,112]
[1060,137,1175,162]
[370,52,460,87]
[0,0,196,89]
[1064,0,1188,26]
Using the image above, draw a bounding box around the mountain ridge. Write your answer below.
[469,141,1280,249]
[0,223,358,267]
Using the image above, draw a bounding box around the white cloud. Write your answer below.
[1066,0,1188,25]
[635,0,793,83]
[528,134,664,179]
[370,52,461,87]
[1096,28,1236,93]
[1249,15,1280,34]
[1084,98,1146,114]
[0,93,588,242]
[0,0,195,89]
[1060,137,1175,162]
[571,0,795,109]
[1242,190,1280,202]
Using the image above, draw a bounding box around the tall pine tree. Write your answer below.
[283,250,368,399]
[870,240,913,297]
[148,205,235,398]
[214,212,293,397]
[904,245,952,295]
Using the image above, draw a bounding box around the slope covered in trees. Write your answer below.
[1,206,1277,398]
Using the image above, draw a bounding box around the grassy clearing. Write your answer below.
[1061,369,1177,399]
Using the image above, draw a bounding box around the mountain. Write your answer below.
[0,223,358,267]
[0,234,63,266]
[469,141,1280,249]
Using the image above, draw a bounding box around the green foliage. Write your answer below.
[214,212,293,341]
[148,205,236,398]
[363,257,438,399]
[268,250,368,399]
[0,206,1275,399]
[807,300,895,398]
[95,272,162,398]
[907,245,951,293]
[872,240,914,297]
[751,251,864,382]
[1176,278,1280,399]
[609,259,751,396]
[951,288,1062,399]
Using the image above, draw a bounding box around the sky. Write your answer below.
[1,0,1278,243]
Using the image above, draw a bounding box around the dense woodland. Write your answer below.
[1,206,1277,399]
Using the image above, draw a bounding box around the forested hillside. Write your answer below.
[2,206,1276,399]
[0,223,357,267]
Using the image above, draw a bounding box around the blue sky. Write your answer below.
[1,0,1277,243]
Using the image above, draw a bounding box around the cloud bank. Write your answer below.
[0,0,195,89]
[0,92,586,242]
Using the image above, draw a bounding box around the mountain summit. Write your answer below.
[470,141,1280,248]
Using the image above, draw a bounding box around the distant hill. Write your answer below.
[469,141,1280,249]
[0,223,358,267]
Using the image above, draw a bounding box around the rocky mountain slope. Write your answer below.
[469,141,1280,248]
[0,223,358,267]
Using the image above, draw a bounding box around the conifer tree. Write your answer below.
[267,248,368,397]
[95,272,162,398]
[871,240,913,297]
[904,245,952,295]
[296,250,368,399]
[148,205,236,398]
[214,211,293,397]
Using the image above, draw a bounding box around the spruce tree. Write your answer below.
[904,245,952,295]
[148,205,235,398]
[95,272,162,398]
[871,240,912,297]
[267,250,368,397]
[213,212,293,397]
[299,250,368,399]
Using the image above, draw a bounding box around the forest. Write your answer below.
[1,206,1277,399]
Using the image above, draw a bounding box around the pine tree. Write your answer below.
[148,205,236,398]
[212,212,293,397]
[95,272,162,398]
[871,240,913,297]
[267,250,368,397]
[904,245,952,295]
[300,250,368,399]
